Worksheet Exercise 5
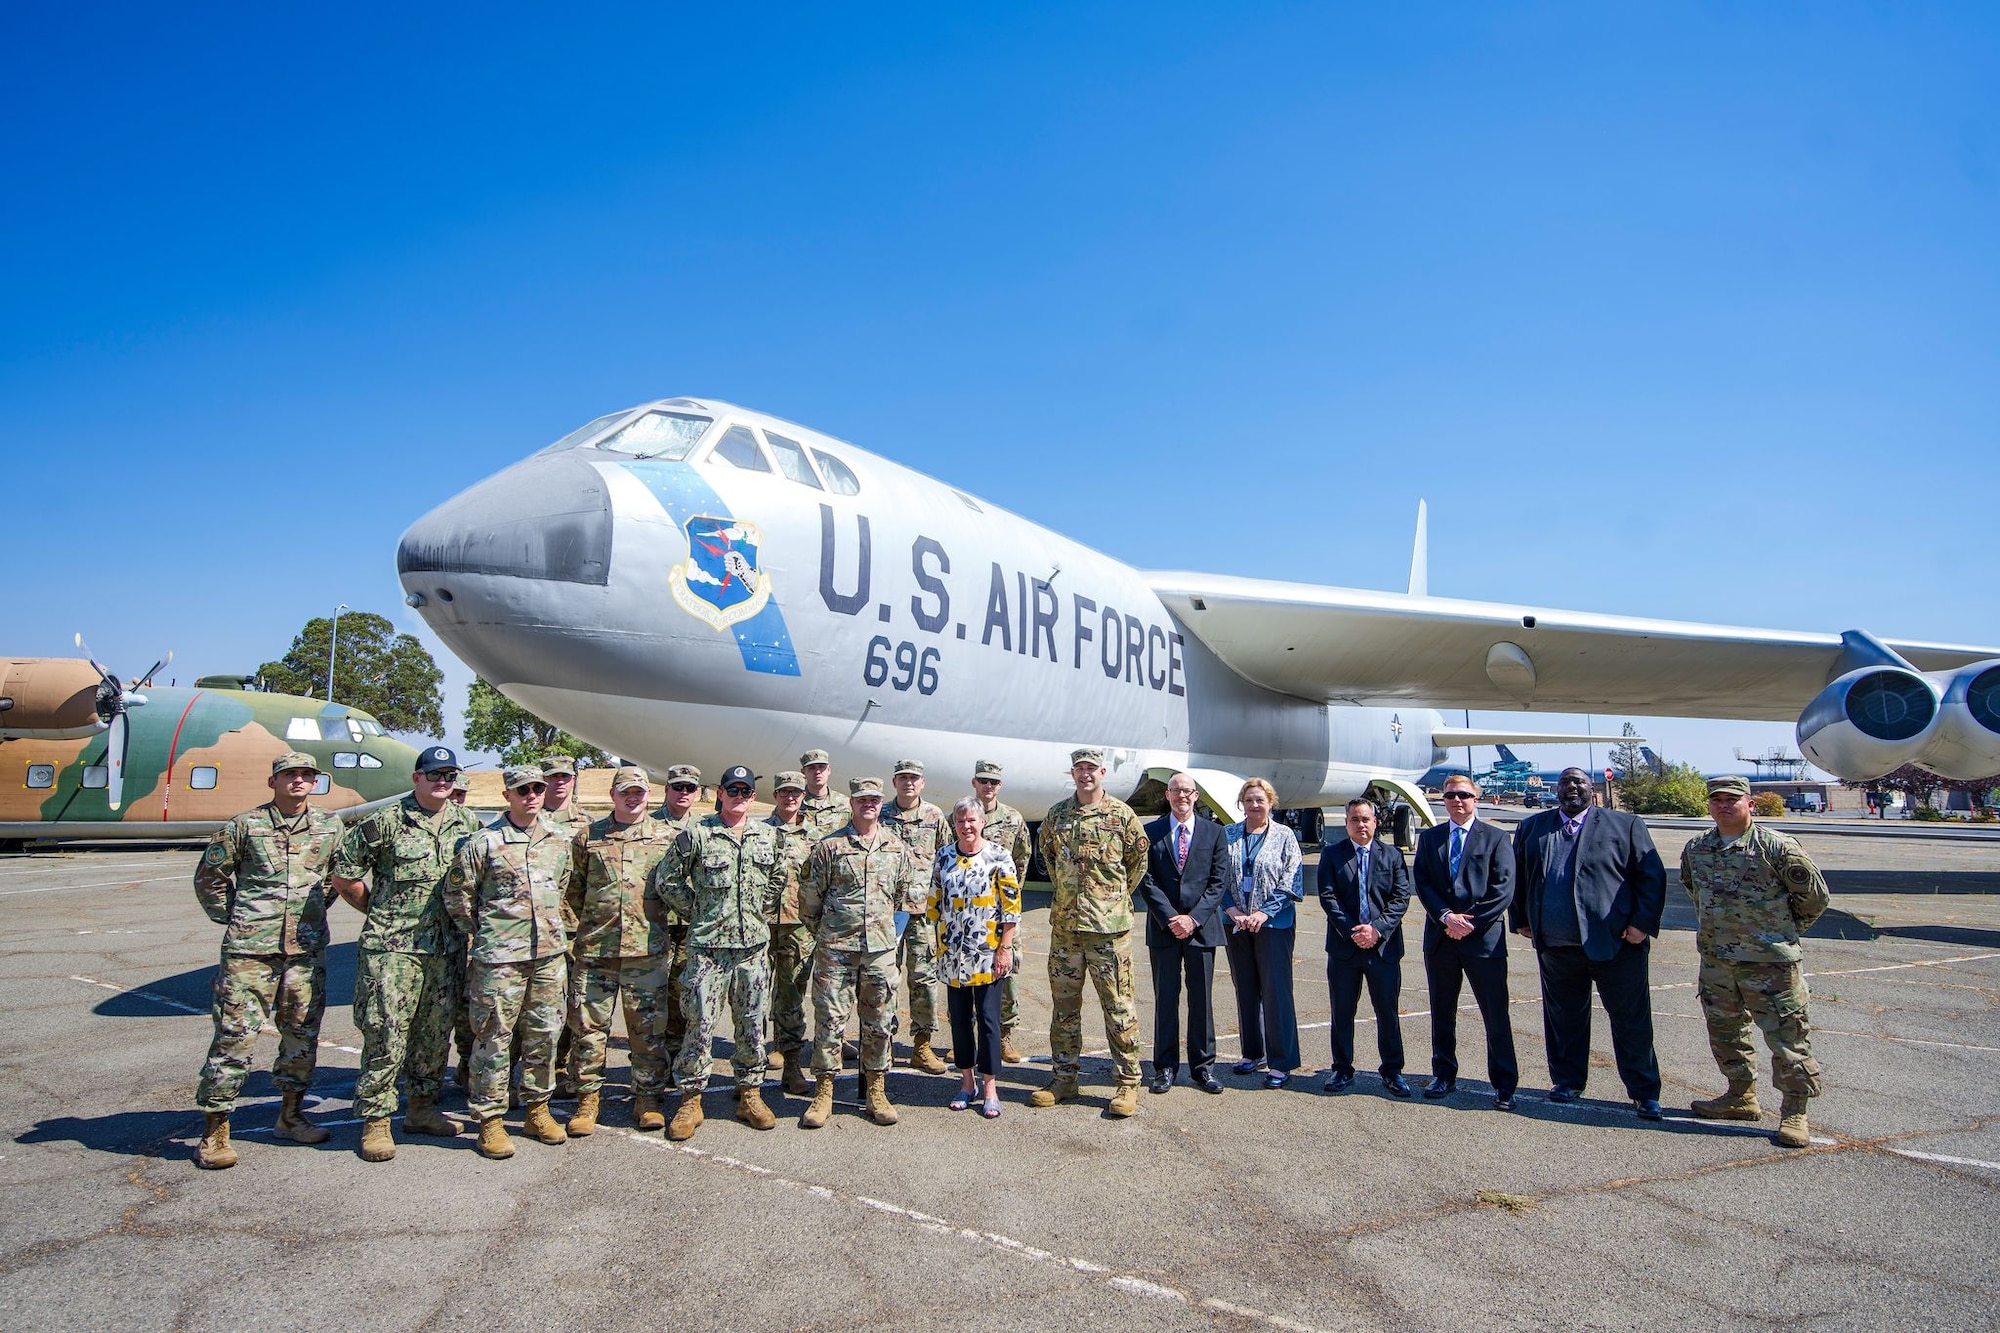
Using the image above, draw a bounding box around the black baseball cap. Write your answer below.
[416,745,460,774]
[719,765,757,791]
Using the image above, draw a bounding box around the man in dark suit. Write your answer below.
[1316,798,1412,1097]
[1413,775,1519,1109]
[1138,772,1231,1094]
[1511,766,1668,1119]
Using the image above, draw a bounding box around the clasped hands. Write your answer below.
[1224,907,1269,934]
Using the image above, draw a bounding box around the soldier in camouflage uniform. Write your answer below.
[798,777,925,1127]
[654,764,783,1140]
[971,760,1034,1063]
[538,754,585,1098]
[799,748,846,835]
[654,763,704,1064]
[1681,774,1831,1149]
[446,765,576,1160]
[765,771,821,1096]
[328,744,482,1162]
[190,752,344,1169]
[1031,747,1147,1117]
[565,767,679,1135]
[884,758,952,1074]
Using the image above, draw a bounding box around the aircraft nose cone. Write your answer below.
[398,453,613,587]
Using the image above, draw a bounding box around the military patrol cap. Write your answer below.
[541,755,578,777]
[892,758,925,776]
[665,764,701,784]
[1070,747,1106,769]
[718,765,758,791]
[800,749,832,768]
[271,751,323,776]
[773,770,807,792]
[848,776,884,798]
[502,764,545,791]
[1707,775,1752,798]
[450,772,471,793]
[973,759,1004,779]
[414,745,459,774]
[610,765,650,792]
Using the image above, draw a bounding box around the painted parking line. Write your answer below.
[1887,1148,2000,1173]
[0,874,186,897]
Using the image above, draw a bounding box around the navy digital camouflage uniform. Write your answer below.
[565,812,678,1097]
[655,814,782,1092]
[800,824,925,1074]
[193,803,343,1113]
[1037,793,1147,1087]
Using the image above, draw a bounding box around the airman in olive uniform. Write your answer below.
[654,763,704,1063]
[537,755,585,1096]
[799,749,846,836]
[765,770,821,1096]
[884,758,951,1074]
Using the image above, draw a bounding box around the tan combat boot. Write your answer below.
[781,1051,812,1096]
[476,1115,515,1159]
[800,1074,836,1129]
[666,1093,704,1141]
[195,1112,237,1170]
[907,1031,949,1075]
[1690,1079,1763,1121]
[861,1069,899,1125]
[633,1094,665,1132]
[567,1090,600,1137]
[1028,1075,1079,1108]
[735,1086,777,1130]
[522,1101,568,1145]
[358,1117,397,1162]
[1106,1082,1140,1118]
[273,1090,330,1144]
[1775,1093,1812,1148]
[405,1096,458,1137]
[1000,1028,1025,1064]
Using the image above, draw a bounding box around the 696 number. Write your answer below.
[863,637,940,695]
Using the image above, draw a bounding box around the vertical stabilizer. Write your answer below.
[1407,500,1428,597]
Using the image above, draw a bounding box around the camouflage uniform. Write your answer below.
[446,815,574,1120]
[800,824,924,1073]
[566,812,679,1097]
[332,795,482,1120]
[1681,823,1831,1097]
[884,798,949,1036]
[802,792,847,837]
[1037,794,1147,1086]
[656,815,781,1092]
[980,799,1034,1034]
[766,812,822,1059]
[537,798,588,1083]
[193,803,343,1113]
[656,809,696,1063]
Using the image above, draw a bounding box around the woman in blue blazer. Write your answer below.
[1223,778,1305,1087]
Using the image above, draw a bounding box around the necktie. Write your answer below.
[1450,824,1465,879]
[1175,823,1189,870]
[1356,848,1371,925]
[1564,816,1582,840]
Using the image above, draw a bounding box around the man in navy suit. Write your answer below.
[1316,798,1412,1097]
[1138,773,1231,1094]
[1512,767,1667,1119]
[1413,775,1519,1109]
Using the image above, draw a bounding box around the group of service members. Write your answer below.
[186,745,1830,1170]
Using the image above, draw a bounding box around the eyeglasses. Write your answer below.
[420,770,459,782]
[1442,791,1477,800]
[669,782,699,793]
[722,784,755,797]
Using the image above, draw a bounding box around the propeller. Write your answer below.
[73,633,171,812]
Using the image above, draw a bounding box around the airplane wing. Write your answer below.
[1145,572,2000,722]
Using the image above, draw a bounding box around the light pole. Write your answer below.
[327,603,348,702]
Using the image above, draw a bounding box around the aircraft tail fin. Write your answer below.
[1407,500,1428,597]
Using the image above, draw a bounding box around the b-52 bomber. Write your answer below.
[396,398,2000,832]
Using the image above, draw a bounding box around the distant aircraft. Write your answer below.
[395,397,2000,842]
[0,652,419,846]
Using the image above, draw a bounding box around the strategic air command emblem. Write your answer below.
[669,515,773,631]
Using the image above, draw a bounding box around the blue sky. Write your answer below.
[6,3,1994,776]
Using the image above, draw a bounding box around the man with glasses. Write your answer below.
[970,761,1034,1063]
[329,745,483,1162]
[1412,777,1519,1110]
[1681,775,1830,1149]
[654,765,783,1140]
[884,759,951,1075]
[799,749,845,835]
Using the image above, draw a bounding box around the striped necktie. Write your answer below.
[1450,824,1465,879]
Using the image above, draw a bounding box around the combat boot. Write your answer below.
[476,1115,515,1160]
[667,1093,705,1141]
[358,1117,397,1162]
[800,1074,836,1129]
[273,1090,330,1144]
[633,1094,665,1132]
[567,1090,600,1137]
[907,1031,949,1075]
[1106,1082,1140,1118]
[861,1069,899,1125]
[1000,1028,1025,1065]
[405,1096,459,1137]
[735,1086,777,1131]
[522,1101,568,1145]
[781,1051,812,1097]
[1775,1093,1812,1148]
[195,1112,236,1170]
[1028,1075,1079,1108]
[1690,1079,1763,1121]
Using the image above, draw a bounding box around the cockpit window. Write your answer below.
[322,717,364,743]
[595,410,714,460]
[709,425,773,473]
[762,430,824,489]
[538,409,634,455]
[811,448,861,496]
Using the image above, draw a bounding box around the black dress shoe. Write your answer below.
[1232,1058,1268,1076]
[1382,1073,1413,1099]
[1148,1073,1174,1095]
[1494,1093,1516,1112]
[1423,1077,1455,1099]
[1633,1098,1664,1120]
[1548,1085,1581,1104]
[1193,1072,1224,1094]
[1324,1071,1355,1094]
[1263,1071,1290,1090]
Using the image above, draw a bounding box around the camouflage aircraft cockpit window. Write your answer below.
[595,410,713,460]
[311,773,331,795]
[762,430,825,489]
[359,753,383,769]
[536,409,635,456]
[189,766,218,790]
[709,424,773,473]
[811,448,861,496]
[332,752,359,768]
[26,764,55,788]
[286,717,318,741]
[322,718,365,743]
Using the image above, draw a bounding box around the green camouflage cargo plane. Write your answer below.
[0,651,419,847]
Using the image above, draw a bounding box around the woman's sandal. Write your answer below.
[981,1094,1001,1119]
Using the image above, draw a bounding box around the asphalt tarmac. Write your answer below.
[2,821,1996,1331]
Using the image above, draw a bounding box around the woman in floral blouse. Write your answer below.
[927,797,1022,1118]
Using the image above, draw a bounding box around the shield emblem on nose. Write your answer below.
[669,515,774,630]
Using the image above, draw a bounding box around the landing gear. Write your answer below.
[1389,801,1417,852]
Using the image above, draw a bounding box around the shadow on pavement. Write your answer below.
[86,942,358,1019]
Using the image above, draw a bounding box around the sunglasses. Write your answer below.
[514,783,547,795]
[668,782,699,792]
[1442,791,1477,799]
[420,770,460,782]
[722,784,755,797]
[973,777,1001,785]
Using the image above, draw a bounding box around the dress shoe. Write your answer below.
[1548,1085,1582,1104]
[1633,1098,1664,1121]
[1494,1093,1516,1112]
[1423,1077,1455,1099]
[1381,1073,1413,1099]
[1148,1072,1174,1095]
[1323,1071,1354,1094]
[1193,1072,1224,1094]
[1232,1058,1268,1076]
[1262,1071,1289,1090]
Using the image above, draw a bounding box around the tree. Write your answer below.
[463,677,609,767]
[259,611,444,735]
[1610,723,1648,783]
[1615,752,1708,816]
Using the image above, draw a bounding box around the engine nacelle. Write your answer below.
[1796,666,1939,780]
[0,658,109,740]
[1919,661,2000,781]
